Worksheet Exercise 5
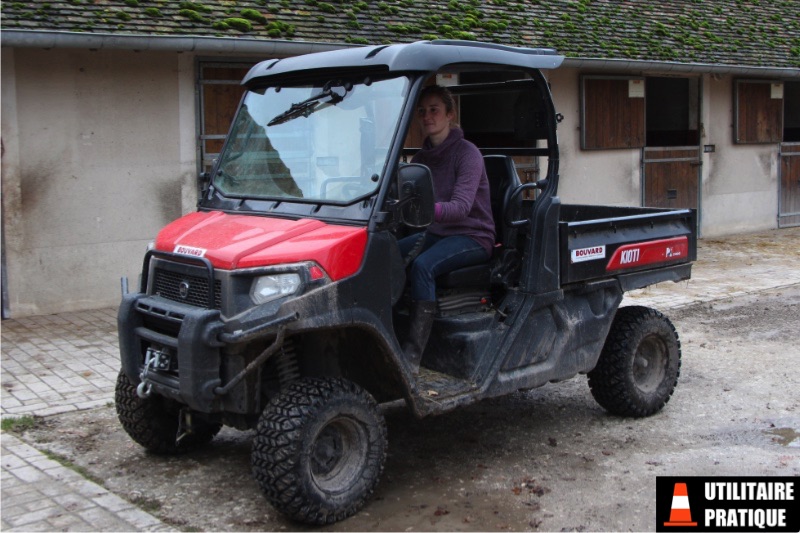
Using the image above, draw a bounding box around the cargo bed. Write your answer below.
[558,204,697,289]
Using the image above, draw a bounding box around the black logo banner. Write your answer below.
[656,476,798,532]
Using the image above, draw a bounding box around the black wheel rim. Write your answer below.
[310,416,368,494]
[632,333,668,393]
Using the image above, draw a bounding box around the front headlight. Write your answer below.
[250,273,302,305]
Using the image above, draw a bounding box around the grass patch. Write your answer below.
[1,415,39,433]
[130,494,163,513]
[161,516,200,530]
[41,450,106,486]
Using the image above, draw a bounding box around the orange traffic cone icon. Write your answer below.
[664,482,697,527]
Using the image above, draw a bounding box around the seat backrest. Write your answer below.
[483,155,521,247]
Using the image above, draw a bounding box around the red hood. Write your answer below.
[155,211,368,280]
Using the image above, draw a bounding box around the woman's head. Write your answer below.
[419,85,456,114]
[417,85,456,146]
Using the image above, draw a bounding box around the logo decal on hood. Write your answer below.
[174,245,207,258]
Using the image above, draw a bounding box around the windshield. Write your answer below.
[213,75,409,204]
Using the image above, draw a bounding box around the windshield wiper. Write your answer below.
[268,81,351,127]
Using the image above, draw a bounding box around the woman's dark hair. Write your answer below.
[419,84,456,113]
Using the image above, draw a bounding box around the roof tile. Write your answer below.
[1,0,798,68]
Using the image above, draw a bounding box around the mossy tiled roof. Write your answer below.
[2,0,799,68]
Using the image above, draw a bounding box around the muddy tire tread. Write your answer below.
[115,371,220,454]
[252,377,387,525]
[588,306,681,418]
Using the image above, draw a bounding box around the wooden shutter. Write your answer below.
[735,80,783,144]
[581,76,645,150]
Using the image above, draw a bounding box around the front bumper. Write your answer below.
[119,293,297,414]
[119,293,225,412]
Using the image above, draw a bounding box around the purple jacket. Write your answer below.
[412,128,496,254]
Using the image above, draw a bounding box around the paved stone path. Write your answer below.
[2,308,119,418]
[624,226,800,309]
[1,433,173,531]
[1,226,798,531]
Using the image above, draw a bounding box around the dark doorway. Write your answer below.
[643,77,701,210]
[646,77,700,147]
[784,81,800,142]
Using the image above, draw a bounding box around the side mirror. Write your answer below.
[397,163,435,228]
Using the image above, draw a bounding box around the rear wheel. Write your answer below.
[251,377,387,525]
[115,371,221,454]
[588,306,681,417]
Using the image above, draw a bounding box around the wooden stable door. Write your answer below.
[642,77,700,210]
[199,63,255,173]
[643,147,700,210]
[780,143,800,227]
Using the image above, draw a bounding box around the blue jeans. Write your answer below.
[398,232,490,302]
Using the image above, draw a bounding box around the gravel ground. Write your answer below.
[15,285,800,532]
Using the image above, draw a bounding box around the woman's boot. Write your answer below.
[402,300,437,374]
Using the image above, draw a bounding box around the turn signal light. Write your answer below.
[309,265,326,280]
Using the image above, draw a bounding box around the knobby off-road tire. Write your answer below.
[251,377,387,525]
[115,371,221,454]
[588,306,681,417]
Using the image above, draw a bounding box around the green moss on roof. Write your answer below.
[178,1,211,13]
[178,9,208,24]
[240,8,266,24]
[222,17,252,32]
[1,0,798,68]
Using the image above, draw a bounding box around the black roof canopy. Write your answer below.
[242,40,564,87]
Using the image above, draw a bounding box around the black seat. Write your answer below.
[436,155,521,289]
[484,155,523,248]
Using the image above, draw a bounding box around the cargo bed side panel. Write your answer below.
[559,205,697,286]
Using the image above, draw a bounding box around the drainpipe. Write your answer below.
[3,31,798,78]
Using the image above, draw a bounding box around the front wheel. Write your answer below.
[251,377,387,525]
[588,306,681,417]
[115,371,221,454]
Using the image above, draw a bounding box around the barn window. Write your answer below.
[734,80,784,144]
[580,75,645,150]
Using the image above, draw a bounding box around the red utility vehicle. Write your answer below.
[116,40,697,524]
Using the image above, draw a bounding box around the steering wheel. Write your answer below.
[504,180,548,228]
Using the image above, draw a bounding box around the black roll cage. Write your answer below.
[202,41,564,263]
